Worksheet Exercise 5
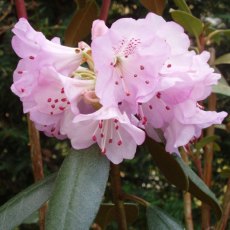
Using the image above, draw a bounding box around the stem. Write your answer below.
[121,193,150,207]
[99,0,111,21]
[15,0,47,227]
[27,116,46,230]
[181,150,194,230]
[201,93,217,229]
[14,0,27,18]
[216,177,230,230]
[110,163,128,230]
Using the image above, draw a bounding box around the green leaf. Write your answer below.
[140,0,166,15]
[0,173,56,230]
[146,205,183,230]
[212,76,230,96]
[64,0,99,46]
[207,29,230,44]
[148,139,189,191]
[194,135,219,151]
[95,203,139,229]
[45,145,110,230]
[214,53,230,65]
[219,168,230,178]
[172,0,191,14]
[148,140,222,220]
[170,10,203,38]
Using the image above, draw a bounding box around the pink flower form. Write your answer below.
[164,100,227,153]
[61,107,145,164]
[12,18,83,75]
[91,15,171,109]
[12,66,94,139]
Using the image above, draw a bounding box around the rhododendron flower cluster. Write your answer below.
[11,13,227,164]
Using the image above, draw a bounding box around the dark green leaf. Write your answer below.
[148,139,222,220]
[45,145,110,230]
[175,157,222,219]
[148,139,189,191]
[219,168,230,178]
[170,10,203,38]
[146,205,183,230]
[194,135,219,151]
[214,53,230,65]
[65,0,99,46]
[0,173,56,230]
[140,0,166,15]
[172,0,191,14]
[95,203,139,229]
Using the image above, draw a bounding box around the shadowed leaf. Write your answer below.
[148,139,222,220]
[214,53,230,65]
[140,0,166,15]
[65,0,99,46]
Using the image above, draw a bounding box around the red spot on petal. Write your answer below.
[17,71,23,74]
[165,106,170,110]
[134,74,137,77]
[114,119,118,123]
[92,135,97,141]
[50,112,53,115]
[115,81,119,85]
[101,133,104,138]
[21,88,25,92]
[145,80,149,84]
[140,65,144,70]
[54,99,59,103]
[59,106,65,111]
[99,122,103,129]
[126,92,130,96]
[29,56,35,60]
[156,92,161,99]
[109,138,113,143]
[47,98,52,102]
[117,140,122,146]
[61,88,64,94]
[51,127,55,132]
[142,116,147,125]
[167,64,172,68]
[61,98,67,102]
[51,104,55,108]
[67,101,70,105]
[149,105,153,110]
[115,125,119,130]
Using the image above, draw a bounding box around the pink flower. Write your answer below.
[91,15,170,109]
[61,107,145,164]
[12,18,82,75]
[164,100,227,153]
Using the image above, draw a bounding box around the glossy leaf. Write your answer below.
[170,10,203,38]
[65,0,99,46]
[146,205,183,230]
[45,145,110,230]
[172,0,191,14]
[148,139,189,191]
[140,0,166,15]
[214,53,230,65]
[0,173,56,230]
[95,203,139,229]
[148,139,222,219]
[212,76,230,96]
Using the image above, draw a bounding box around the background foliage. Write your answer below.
[0,0,230,229]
